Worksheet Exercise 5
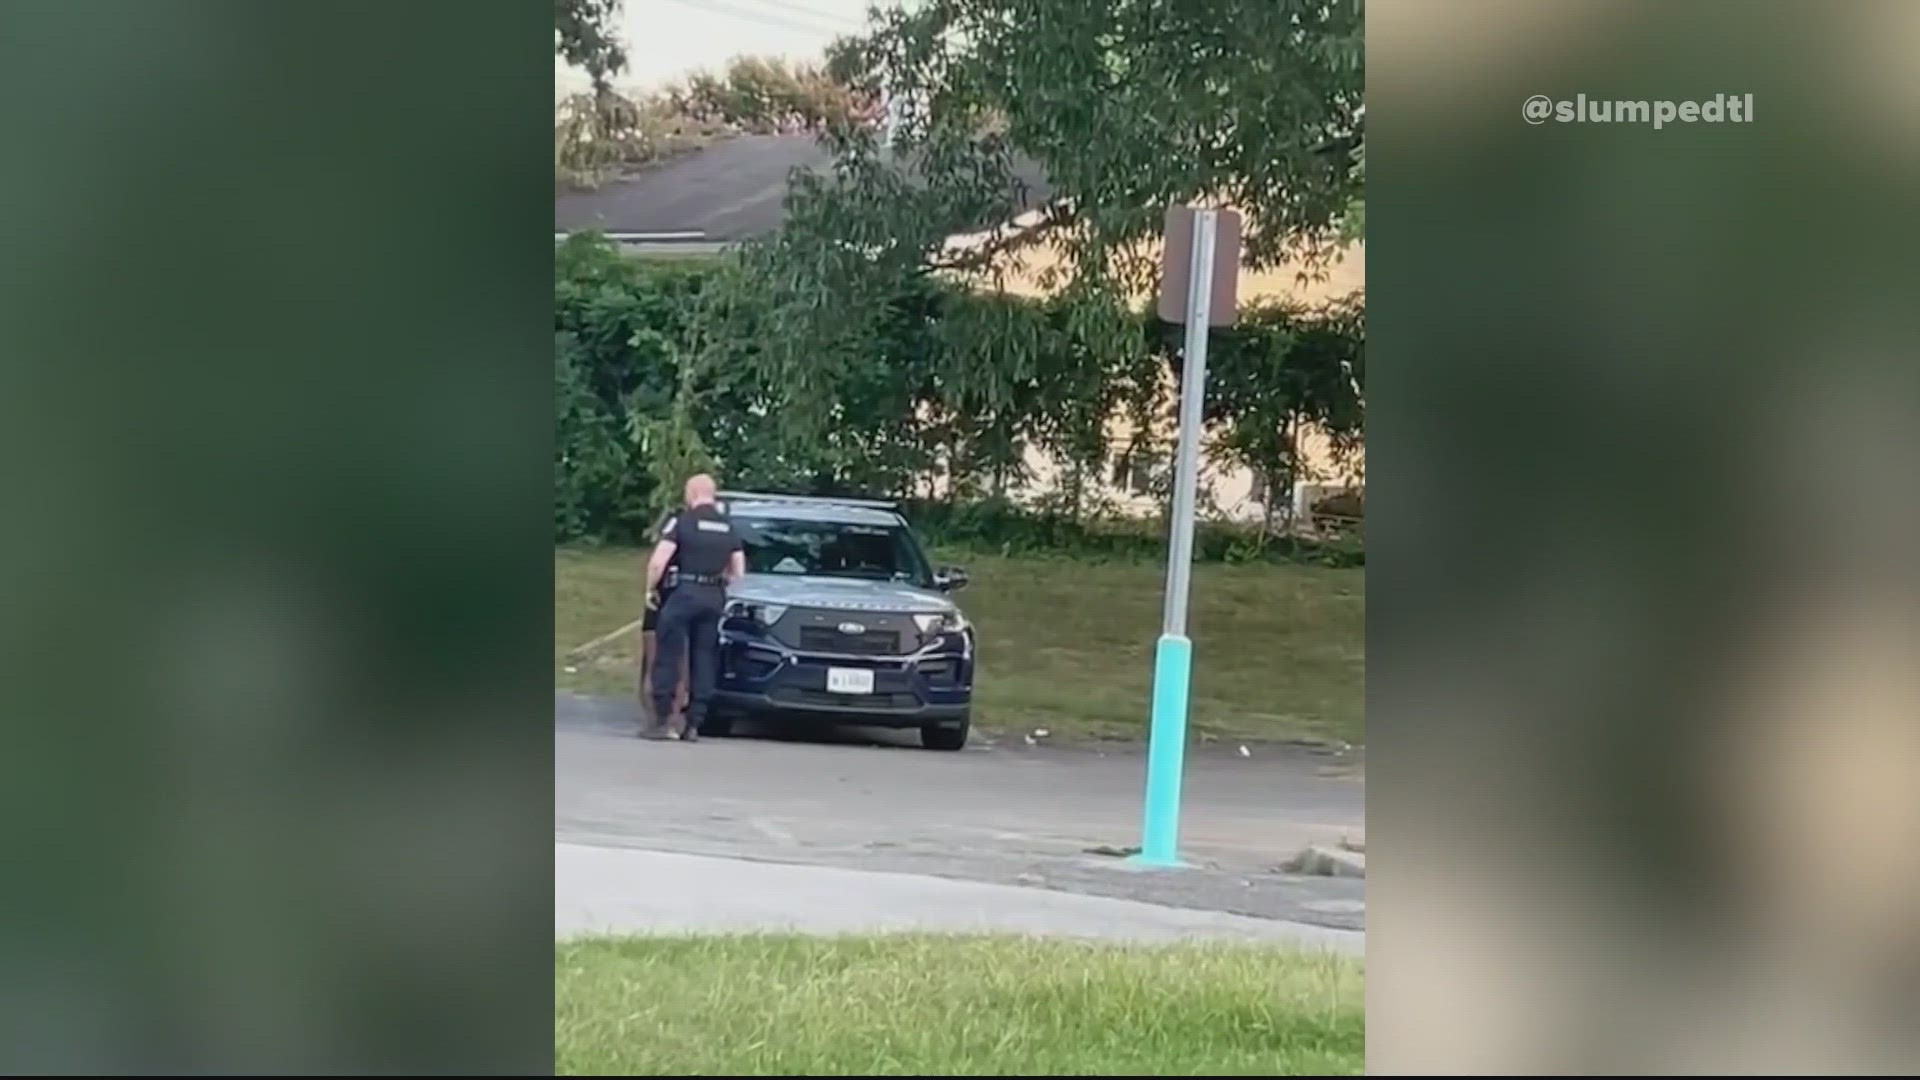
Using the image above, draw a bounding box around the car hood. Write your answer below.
[729,573,957,614]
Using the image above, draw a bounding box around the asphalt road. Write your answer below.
[556,691,1367,931]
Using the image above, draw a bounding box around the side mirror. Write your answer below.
[934,565,970,592]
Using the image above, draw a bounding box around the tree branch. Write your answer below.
[921,199,1076,275]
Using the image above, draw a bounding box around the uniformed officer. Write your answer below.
[643,473,744,742]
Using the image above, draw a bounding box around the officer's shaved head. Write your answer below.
[684,473,717,506]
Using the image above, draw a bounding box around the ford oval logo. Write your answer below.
[838,621,866,635]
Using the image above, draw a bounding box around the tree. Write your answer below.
[1194,296,1366,537]
[1340,134,1366,241]
[551,1,1367,522]
[553,10,871,189]
[673,55,879,133]
[555,0,633,188]
[706,0,1364,494]
[814,0,1364,273]
[554,90,733,189]
[553,0,735,190]
[554,0,626,93]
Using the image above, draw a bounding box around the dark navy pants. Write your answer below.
[650,584,724,729]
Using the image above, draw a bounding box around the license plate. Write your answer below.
[826,667,875,695]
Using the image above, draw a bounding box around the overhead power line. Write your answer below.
[657,0,862,37]
[734,0,868,32]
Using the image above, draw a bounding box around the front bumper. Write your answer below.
[714,622,974,727]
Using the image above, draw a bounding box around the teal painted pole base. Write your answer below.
[1132,633,1193,868]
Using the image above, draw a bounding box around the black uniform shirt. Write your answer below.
[652,509,683,593]
[661,502,742,580]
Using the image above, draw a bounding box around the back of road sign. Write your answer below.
[1157,205,1243,326]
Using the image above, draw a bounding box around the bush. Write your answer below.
[1313,487,1365,521]
[552,234,1365,566]
[908,497,1363,568]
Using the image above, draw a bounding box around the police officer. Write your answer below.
[643,473,744,742]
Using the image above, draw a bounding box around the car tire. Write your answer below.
[698,713,735,738]
[920,713,970,751]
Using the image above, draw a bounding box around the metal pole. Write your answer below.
[1163,210,1216,637]
[1136,208,1216,867]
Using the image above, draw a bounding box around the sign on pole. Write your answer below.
[1137,205,1240,868]
[1157,206,1241,325]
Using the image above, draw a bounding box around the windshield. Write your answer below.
[734,515,933,588]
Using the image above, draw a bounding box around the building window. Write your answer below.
[1109,449,1162,497]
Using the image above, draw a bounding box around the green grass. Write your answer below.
[555,545,1363,745]
[555,545,649,700]
[555,934,1364,1076]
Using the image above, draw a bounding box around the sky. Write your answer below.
[555,0,881,99]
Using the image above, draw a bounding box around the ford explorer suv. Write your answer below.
[702,491,976,750]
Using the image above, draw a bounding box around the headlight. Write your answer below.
[914,610,968,634]
[724,600,786,626]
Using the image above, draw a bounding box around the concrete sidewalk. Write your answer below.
[556,842,1363,955]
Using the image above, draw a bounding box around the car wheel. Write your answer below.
[920,713,969,751]
[699,713,735,738]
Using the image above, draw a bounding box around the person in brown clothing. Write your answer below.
[637,510,690,738]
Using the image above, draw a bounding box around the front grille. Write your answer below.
[797,626,901,655]
[774,607,920,655]
[771,688,918,709]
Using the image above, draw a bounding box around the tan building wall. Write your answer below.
[940,227,1366,524]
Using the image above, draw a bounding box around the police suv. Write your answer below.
[703,491,977,750]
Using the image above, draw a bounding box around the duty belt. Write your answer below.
[679,572,726,586]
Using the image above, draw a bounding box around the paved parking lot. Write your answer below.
[556,692,1366,930]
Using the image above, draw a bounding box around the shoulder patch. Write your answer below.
[695,519,731,533]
